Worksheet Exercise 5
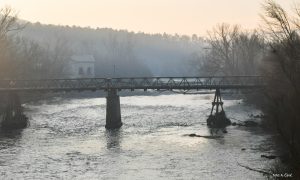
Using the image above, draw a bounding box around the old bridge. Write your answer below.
[0,76,265,129]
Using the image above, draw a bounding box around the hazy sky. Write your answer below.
[0,0,297,36]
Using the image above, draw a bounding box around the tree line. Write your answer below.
[0,7,206,79]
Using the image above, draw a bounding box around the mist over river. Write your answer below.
[0,93,280,179]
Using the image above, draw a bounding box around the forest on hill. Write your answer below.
[15,22,206,78]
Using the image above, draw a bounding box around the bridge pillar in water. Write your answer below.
[1,92,28,129]
[207,88,231,127]
[105,89,122,129]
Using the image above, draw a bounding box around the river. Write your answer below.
[0,93,280,179]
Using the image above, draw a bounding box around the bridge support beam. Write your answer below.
[207,88,231,128]
[105,89,122,129]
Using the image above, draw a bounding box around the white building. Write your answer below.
[69,55,95,78]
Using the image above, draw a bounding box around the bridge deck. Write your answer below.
[0,76,265,92]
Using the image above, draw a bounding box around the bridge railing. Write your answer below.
[106,76,264,89]
[0,76,265,91]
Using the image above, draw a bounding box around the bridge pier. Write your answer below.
[105,89,122,129]
[207,88,231,128]
[1,92,28,129]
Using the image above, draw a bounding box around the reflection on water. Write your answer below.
[209,127,227,136]
[105,129,122,149]
[0,129,23,168]
[0,129,23,141]
[0,129,23,152]
[0,94,279,179]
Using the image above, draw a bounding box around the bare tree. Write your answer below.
[202,23,264,76]
[47,38,72,78]
[100,32,151,77]
[0,6,22,78]
[261,0,300,89]
[261,0,300,158]
[205,23,240,75]
[234,31,265,75]
[0,7,20,40]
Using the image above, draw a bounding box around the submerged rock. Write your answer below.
[250,114,266,119]
[261,155,277,159]
[186,134,223,139]
[188,133,197,137]
[230,121,259,127]
[244,121,258,127]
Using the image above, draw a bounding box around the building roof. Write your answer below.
[71,55,95,63]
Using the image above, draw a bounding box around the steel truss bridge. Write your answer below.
[0,76,265,92]
[0,76,265,129]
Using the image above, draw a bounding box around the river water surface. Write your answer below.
[0,93,279,179]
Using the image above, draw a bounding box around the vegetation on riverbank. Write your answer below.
[260,0,300,172]
[198,0,300,174]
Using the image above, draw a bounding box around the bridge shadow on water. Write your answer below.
[105,129,123,150]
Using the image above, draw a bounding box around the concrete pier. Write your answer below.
[1,92,28,129]
[105,89,122,129]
